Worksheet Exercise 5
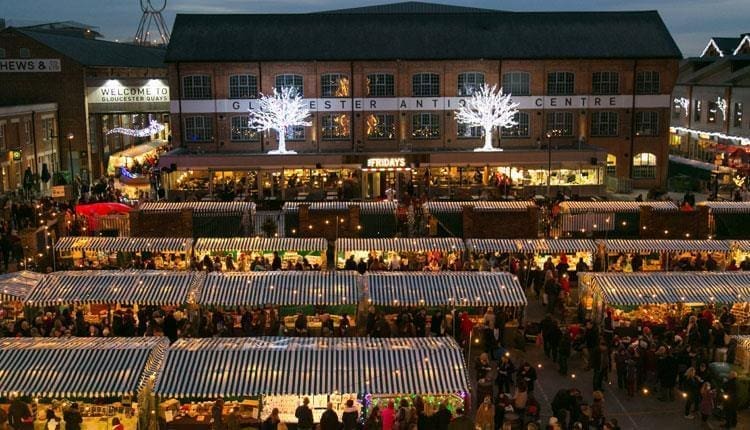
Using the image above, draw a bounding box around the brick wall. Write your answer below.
[129,208,194,237]
[462,205,539,238]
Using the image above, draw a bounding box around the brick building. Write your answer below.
[161,2,681,200]
[0,27,168,185]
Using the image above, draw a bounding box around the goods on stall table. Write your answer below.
[262,394,359,423]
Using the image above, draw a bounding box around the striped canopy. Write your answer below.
[139,201,255,215]
[283,201,396,214]
[732,335,750,352]
[698,202,750,214]
[467,239,596,254]
[0,271,43,303]
[589,273,741,306]
[368,272,526,307]
[600,239,731,253]
[337,238,464,253]
[55,236,192,253]
[194,237,327,253]
[733,241,750,252]
[199,271,358,307]
[423,201,533,213]
[0,337,168,399]
[154,337,468,398]
[559,201,678,213]
[26,270,202,306]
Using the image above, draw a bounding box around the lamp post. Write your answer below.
[66,133,75,180]
[546,131,552,197]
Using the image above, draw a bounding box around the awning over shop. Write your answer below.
[559,201,678,213]
[0,337,168,398]
[194,237,327,254]
[26,270,202,306]
[698,202,750,214]
[733,241,750,252]
[368,272,526,307]
[423,201,534,213]
[154,337,468,398]
[467,239,596,253]
[466,239,527,253]
[199,271,358,307]
[337,238,464,254]
[588,273,741,306]
[0,271,43,303]
[139,201,256,216]
[55,236,193,253]
[282,201,396,214]
[117,140,166,159]
[599,239,731,253]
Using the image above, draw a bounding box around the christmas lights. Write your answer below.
[716,97,728,120]
[248,87,312,154]
[673,97,689,117]
[454,84,519,152]
[106,119,165,137]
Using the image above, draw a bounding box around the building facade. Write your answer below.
[670,33,750,193]
[162,2,681,200]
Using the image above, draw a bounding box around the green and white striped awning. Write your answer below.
[0,337,168,399]
[559,201,678,213]
[368,272,526,307]
[26,270,202,306]
[199,271,359,307]
[194,237,327,253]
[0,271,43,303]
[154,337,468,398]
[589,272,741,306]
[698,202,750,214]
[423,201,534,213]
[337,238,464,253]
[283,201,396,214]
[55,236,192,253]
[467,239,596,254]
[139,201,255,215]
[599,239,731,253]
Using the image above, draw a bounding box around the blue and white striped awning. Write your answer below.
[139,201,256,215]
[368,272,526,307]
[154,337,468,398]
[467,239,527,253]
[194,237,327,253]
[423,201,534,213]
[599,239,731,253]
[26,270,202,306]
[337,238,464,254]
[283,201,397,214]
[560,201,678,214]
[0,337,168,399]
[199,271,358,307]
[589,273,740,305]
[467,239,596,254]
[0,271,43,303]
[698,202,750,214]
[55,236,192,253]
[732,241,750,252]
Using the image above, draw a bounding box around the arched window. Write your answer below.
[632,152,656,179]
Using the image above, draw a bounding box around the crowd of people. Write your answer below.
[189,253,324,272]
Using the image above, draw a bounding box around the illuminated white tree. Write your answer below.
[454,83,519,152]
[249,86,311,154]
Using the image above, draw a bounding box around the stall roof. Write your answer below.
[559,201,678,213]
[199,271,358,307]
[0,337,168,399]
[588,273,741,306]
[26,270,202,306]
[0,271,44,303]
[697,202,750,214]
[115,140,167,159]
[731,335,750,351]
[282,201,397,214]
[194,237,327,253]
[423,201,535,213]
[734,241,750,252]
[55,236,193,253]
[467,239,596,253]
[368,272,526,307]
[139,201,256,215]
[154,337,468,398]
[337,237,464,253]
[599,239,731,253]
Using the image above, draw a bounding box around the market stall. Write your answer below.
[0,271,43,322]
[54,236,193,270]
[198,271,359,336]
[730,241,750,267]
[599,239,731,271]
[698,202,750,239]
[153,337,469,427]
[336,237,464,270]
[557,201,678,238]
[139,201,256,238]
[283,201,397,238]
[0,337,168,430]
[423,201,535,237]
[193,237,328,270]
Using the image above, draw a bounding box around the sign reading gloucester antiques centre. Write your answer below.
[87,79,170,113]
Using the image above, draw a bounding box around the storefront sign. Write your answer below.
[10,151,21,161]
[0,59,61,72]
[365,157,407,169]
[51,185,67,198]
[87,79,170,113]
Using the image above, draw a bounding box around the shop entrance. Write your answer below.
[364,170,412,199]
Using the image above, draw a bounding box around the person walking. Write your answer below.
[592,343,610,392]
[381,401,396,430]
[683,368,701,419]
[320,403,340,430]
[295,397,314,430]
[342,399,359,430]
[699,382,716,423]
[496,354,516,394]
[63,404,83,430]
[517,362,537,395]
[558,332,572,376]
[476,396,495,430]
[364,406,382,430]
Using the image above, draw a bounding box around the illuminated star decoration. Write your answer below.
[716,97,728,120]
[106,119,165,137]
[454,83,519,152]
[248,86,312,155]
[673,97,690,117]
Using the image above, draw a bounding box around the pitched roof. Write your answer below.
[714,37,742,55]
[317,1,499,14]
[166,5,681,62]
[13,29,165,68]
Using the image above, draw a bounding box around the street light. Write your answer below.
[544,130,561,197]
[66,133,75,179]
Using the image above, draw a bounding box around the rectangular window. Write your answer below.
[590,112,619,137]
[457,123,482,138]
[592,72,619,94]
[321,73,350,98]
[366,114,395,139]
[412,73,440,97]
[275,74,304,96]
[635,71,660,94]
[546,112,574,136]
[286,126,305,141]
[632,153,657,179]
[707,101,718,123]
[230,116,258,141]
[635,111,659,136]
[184,116,213,142]
[672,99,682,119]
[547,72,574,96]
[229,75,258,99]
[502,72,531,96]
[457,72,485,96]
[411,113,440,139]
[41,118,55,141]
[694,100,702,122]
[182,75,212,99]
[23,120,31,144]
[501,112,530,138]
[0,124,5,151]
[734,102,744,128]
[366,74,394,97]
[321,114,351,139]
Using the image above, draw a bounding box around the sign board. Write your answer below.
[364,157,407,169]
[51,185,68,198]
[11,151,21,161]
[86,79,170,113]
[0,59,61,73]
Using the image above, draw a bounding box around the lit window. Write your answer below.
[457,72,485,96]
[230,116,259,141]
[547,72,574,95]
[286,126,305,141]
[366,114,395,139]
[321,73,350,98]
[502,72,530,96]
[635,111,659,136]
[632,152,657,179]
[734,102,744,128]
[182,75,212,99]
[457,123,482,138]
[275,74,304,96]
[321,114,351,139]
[694,100,702,122]
[229,75,258,99]
[412,73,440,97]
[606,154,617,177]
[707,101,718,123]
[411,113,440,139]
[366,74,394,97]
[546,112,574,136]
[501,112,530,138]
[590,112,619,137]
